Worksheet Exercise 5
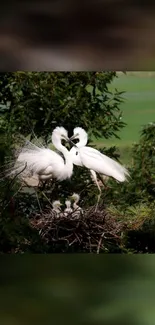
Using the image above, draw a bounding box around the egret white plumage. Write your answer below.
[52,200,62,217]
[71,193,81,210]
[69,127,130,209]
[70,193,83,217]
[64,200,73,216]
[9,127,74,184]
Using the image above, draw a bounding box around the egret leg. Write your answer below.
[90,170,101,211]
[98,174,109,190]
[35,189,42,213]
[42,191,53,207]
[34,173,53,210]
[38,175,56,206]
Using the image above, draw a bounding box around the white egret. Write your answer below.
[69,127,130,209]
[9,127,74,184]
[52,200,62,217]
[64,200,73,216]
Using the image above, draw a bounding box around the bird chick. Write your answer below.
[52,200,62,218]
[70,193,83,217]
[64,200,73,216]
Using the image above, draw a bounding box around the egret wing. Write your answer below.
[79,146,129,182]
[9,147,64,178]
[17,148,64,172]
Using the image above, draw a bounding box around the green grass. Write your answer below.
[94,73,155,163]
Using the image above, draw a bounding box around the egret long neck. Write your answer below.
[52,138,73,180]
[53,138,71,165]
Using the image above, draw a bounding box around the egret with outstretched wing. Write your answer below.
[70,127,130,209]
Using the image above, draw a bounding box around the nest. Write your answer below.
[29,206,125,253]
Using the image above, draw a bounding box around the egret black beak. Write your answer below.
[69,139,78,147]
[69,134,79,147]
[63,135,78,148]
[70,133,78,141]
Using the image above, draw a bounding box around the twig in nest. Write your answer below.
[97,232,105,254]
[29,206,124,253]
[69,238,77,246]
[88,235,92,253]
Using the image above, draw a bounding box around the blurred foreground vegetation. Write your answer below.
[0,72,155,253]
[0,256,155,325]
